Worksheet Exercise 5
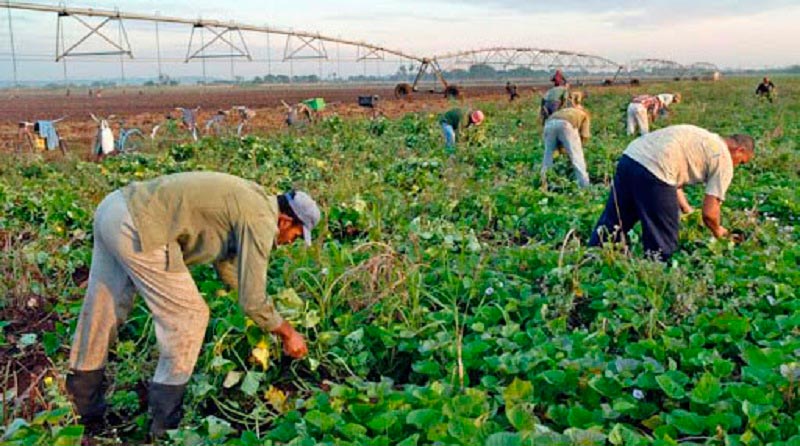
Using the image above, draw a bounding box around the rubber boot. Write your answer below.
[148,382,187,440]
[66,369,107,434]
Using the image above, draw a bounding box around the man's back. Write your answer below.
[123,172,275,259]
[544,86,568,102]
[440,108,465,130]
[548,107,591,140]
[623,125,733,198]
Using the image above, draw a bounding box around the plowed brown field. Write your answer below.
[0,84,522,157]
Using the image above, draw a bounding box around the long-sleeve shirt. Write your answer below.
[122,171,284,330]
[544,86,569,103]
[547,107,591,142]
[440,108,467,132]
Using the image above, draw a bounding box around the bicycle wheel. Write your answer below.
[18,133,35,153]
[120,129,146,153]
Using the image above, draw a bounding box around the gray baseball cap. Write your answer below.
[287,190,321,246]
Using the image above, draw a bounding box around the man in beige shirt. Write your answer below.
[589,125,754,260]
[541,106,592,188]
[66,172,321,438]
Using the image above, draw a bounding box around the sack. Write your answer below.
[95,120,114,154]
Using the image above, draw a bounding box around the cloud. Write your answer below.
[433,0,799,27]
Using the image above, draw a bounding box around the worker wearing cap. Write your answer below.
[541,105,592,189]
[440,107,485,153]
[66,171,321,439]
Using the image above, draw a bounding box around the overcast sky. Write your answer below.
[1,0,798,82]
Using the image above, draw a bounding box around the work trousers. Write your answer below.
[542,119,590,188]
[69,190,209,385]
[441,122,456,153]
[588,155,680,261]
[626,103,650,136]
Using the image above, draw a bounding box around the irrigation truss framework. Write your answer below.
[0,1,720,94]
[433,47,625,84]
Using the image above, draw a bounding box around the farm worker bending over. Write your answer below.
[755,77,776,102]
[589,125,754,260]
[626,94,663,136]
[440,107,485,153]
[541,105,592,189]
[66,171,320,439]
[540,85,570,123]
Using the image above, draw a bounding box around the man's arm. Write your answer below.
[702,194,728,238]
[214,257,238,289]
[580,115,591,143]
[236,219,307,359]
[676,187,694,214]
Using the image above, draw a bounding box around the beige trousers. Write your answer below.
[69,190,209,385]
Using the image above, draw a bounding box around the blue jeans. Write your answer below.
[441,122,455,153]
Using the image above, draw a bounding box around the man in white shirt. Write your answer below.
[589,125,754,260]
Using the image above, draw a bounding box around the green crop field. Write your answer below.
[1,77,798,445]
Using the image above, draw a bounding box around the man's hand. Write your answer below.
[702,195,726,238]
[676,188,693,214]
[271,321,308,359]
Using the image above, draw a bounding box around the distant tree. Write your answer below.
[468,64,497,79]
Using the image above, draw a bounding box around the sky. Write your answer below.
[0,0,798,82]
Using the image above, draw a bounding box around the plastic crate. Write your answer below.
[358,95,379,107]
[302,97,326,111]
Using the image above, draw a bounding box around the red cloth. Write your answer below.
[632,95,662,115]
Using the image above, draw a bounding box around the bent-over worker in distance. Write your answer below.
[626,94,663,136]
[66,171,321,439]
[589,125,754,260]
[541,105,592,189]
[439,107,485,153]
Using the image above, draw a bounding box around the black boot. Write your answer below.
[148,382,186,440]
[66,369,108,434]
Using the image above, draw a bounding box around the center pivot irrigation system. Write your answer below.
[1,2,720,96]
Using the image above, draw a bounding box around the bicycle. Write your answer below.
[91,114,147,159]
[204,106,255,138]
[16,117,68,155]
[151,106,200,142]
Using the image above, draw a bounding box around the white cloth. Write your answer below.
[623,125,734,200]
[542,119,590,187]
[626,103,649,136]
[657,94,675,107]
